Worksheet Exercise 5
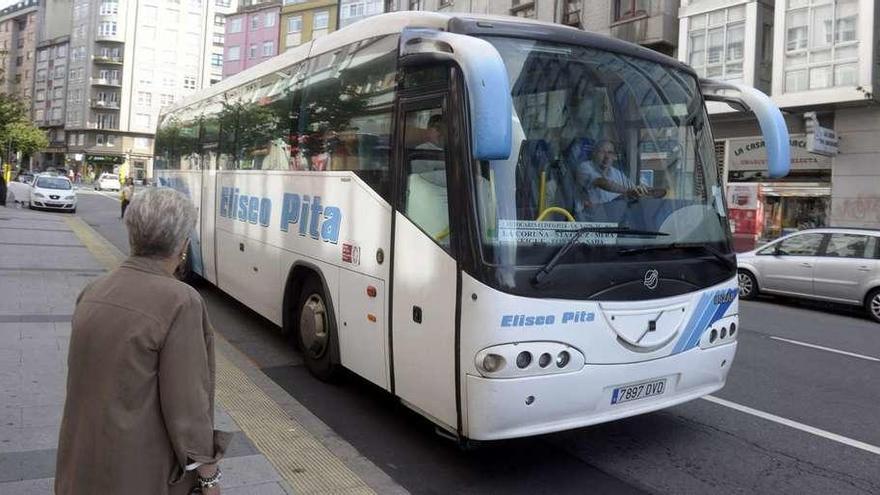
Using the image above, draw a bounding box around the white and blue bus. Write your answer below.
[154,12,790,442]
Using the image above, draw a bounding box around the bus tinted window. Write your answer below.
[298,35,398,199]
[154,117,200,170]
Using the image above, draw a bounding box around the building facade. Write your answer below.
[206,0,239,86]
[0,0,42,109]
[678,0,880,236]
[222,0,280,78]
[279,0,336,51]
[339,0,386,28]
[32,35,68,168]
[63,0,219,181]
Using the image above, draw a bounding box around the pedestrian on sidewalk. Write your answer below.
[120,176,135,218]
[56,187,230,495]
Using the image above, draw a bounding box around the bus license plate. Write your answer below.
[611,379,667,405]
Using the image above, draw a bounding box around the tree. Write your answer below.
[0,92,46,164]
[2,121,48,157]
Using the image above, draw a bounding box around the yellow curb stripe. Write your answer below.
[63,216,126,270]
[64,214,374,494]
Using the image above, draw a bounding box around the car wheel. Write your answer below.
[297,277,341,381]
[27,202,34,210]
[70,208,76,214]
[866,288,880,324]
[738,269,758,300]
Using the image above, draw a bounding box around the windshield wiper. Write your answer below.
[532,226,669,286]
[618,243,736,271]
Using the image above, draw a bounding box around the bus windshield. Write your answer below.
[474,37,730,274]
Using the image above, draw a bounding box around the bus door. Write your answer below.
[200,149,218,284]
[391,95,459,430]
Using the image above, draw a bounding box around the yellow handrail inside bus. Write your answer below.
[537,207,575,222]
[538,170,547,213]
[435,227,450,241]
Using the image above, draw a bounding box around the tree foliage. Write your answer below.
[0,92,47,160]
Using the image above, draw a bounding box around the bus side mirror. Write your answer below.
[700,80,790,179]
[400,28,512,161]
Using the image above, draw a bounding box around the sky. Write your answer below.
[0,0,22,10]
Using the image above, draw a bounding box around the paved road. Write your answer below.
[73,189,880,495]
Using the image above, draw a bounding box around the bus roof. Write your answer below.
[163,11,691,121]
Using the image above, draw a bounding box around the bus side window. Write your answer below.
[402,107,450,250]
[297,35,398,200]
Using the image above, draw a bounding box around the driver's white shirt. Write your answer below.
[575,160,635,205]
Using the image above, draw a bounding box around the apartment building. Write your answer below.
[280,0,336,51]
[390,0,680,55]
[339,0,386,28]
[206,0,239,86]
[63,0,219,181]
[678,0,880,234]
[32,35,68,168]
[222,0,280,78]
[0,0,41,107]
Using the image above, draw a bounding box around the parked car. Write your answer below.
[29,175,77,213]
[737,228,880,322]
[95,173,121,191]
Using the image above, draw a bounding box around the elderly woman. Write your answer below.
[55,188,229,495]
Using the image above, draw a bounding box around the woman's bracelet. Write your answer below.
[198,466,222,489]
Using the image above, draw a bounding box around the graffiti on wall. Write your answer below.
[834,195,880,224]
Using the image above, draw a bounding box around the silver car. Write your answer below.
[737,228,880,323]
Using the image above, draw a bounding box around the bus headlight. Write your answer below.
[474,342,584,378]
[699,315,738,350]
[481,353,506,373]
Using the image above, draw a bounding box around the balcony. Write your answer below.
[91,77,122,87]
[95,33,123,42]
[90,99,120,109]
[610,10,678,54]
[93,55,123,65]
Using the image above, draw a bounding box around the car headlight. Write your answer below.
[64,195,75,200]
[33,192,45,198]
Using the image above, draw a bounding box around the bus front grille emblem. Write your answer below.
[644,269,659,290]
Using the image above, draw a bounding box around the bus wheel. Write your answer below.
[298,277,341,381]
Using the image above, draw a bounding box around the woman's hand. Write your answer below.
[201,485,221,495]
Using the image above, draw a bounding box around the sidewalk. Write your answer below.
[0,206,387,494]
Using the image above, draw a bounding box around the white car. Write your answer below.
[95,173,121,191]
[30,175,77,213]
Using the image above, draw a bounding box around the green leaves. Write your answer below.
[0,92,48,158]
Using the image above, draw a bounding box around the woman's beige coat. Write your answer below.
[55,257,230,495]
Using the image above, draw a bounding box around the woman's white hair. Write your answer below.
[124,187,196,258]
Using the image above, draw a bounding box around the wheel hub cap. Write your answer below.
[738,273,752,296]
[300,294,328,359]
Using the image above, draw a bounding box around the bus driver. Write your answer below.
[575,140,649,211]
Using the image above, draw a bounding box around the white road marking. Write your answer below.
[702,395,880,456]
[769,336,880,363]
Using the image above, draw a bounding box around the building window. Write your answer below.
[37,49,48,61]
[408,0,421,9]
[226,45,240,61]
[228,18,242,33]
[99,0,118,15]
[57,45,67,57]
[265,14,275,27]
[35,109,45,121]
[687,5,745,82]
[137,91,152,106]
[784,0,858,92]
[313,10,329,30]
[212,53,223,66]
[52,107,62,120]
[53,87,63,99]
[135,113,151,128]
[251,14,260,30]
[287,15,302,33]
[249,44,257,59]
[98,21,118,36]
[160,94,175,106]
[262,41,274,57]
[216,0,231,7]
[35,89,45,101]
[614,0,647,22]
[214,14,225,26]
[96,134,105,145]
[183,76,197,89]
[106,134,116,146]
[36,69,46,82]
[511,0,535,18]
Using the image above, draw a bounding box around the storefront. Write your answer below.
[724,134,832,248]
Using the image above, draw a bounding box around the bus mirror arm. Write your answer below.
[700,79,791,179]
[400,28,513,161]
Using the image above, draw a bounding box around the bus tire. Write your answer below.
[297,276,341,381]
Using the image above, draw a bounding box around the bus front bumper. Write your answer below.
[464,342,736,441]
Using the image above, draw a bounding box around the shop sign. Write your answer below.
[726,183,760,209]
[86,154,125,165]
[728,135,831,171]
[806,126,839,156]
